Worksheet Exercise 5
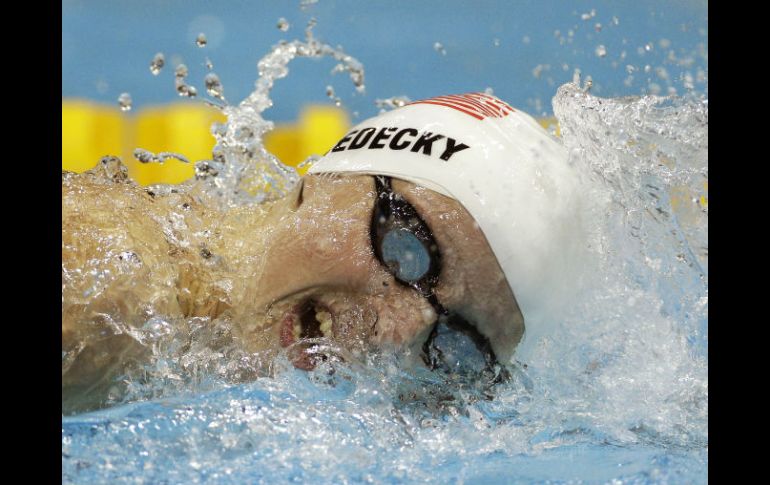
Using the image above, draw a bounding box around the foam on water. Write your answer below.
[62,25,707,484]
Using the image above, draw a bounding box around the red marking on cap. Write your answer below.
[409,92,515,120]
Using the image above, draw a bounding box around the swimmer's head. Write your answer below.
[304,93,586,364]
[61,95,585,411]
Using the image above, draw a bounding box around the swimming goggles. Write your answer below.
[370,176,505,378]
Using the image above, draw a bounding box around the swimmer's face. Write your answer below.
[240,174,524,369]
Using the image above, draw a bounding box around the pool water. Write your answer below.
[62,25,707,485]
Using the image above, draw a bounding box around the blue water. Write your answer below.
[62,361,707,484]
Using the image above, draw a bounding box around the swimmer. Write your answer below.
[62,93,584,412]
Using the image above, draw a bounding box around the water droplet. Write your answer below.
[612,16,620,26]
[580,9,596,21]
[177,84,197,98]
[493,38,500,47]
[532,64,549,79]
[305,17,317,41]
[644,64,652,74]
[133,148,190,164]
[594,23,602,32]
[277,17,289,32]
[150,53,165,76]
[595,45,607,58]
[134,148,157,164]
[374,96,411,111]
[204,72,225,101]
[645,43,653,52]
[572,68,582,85]
[393,96,411,108]
[522,35,530,44]
[484,87,494,95]
[325,85,342,107]
[433,42,446,56]
[349,68,365,93]
[174,63,197,98]
[204,57,214,71]
[118,92,132,111]
[683,72,695,90]
[300,0,318,10]
[196,33,207,47]
[626,65,636,74]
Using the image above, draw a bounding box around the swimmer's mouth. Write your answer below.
[279,299,336,370]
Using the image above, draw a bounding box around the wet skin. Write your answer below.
[62,163,523,410]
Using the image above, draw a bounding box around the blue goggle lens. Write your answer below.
[381,228,432,283]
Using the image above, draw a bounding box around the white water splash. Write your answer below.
[512,83,708,448]
[186,24,365,209]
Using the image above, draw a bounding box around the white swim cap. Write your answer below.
[308,93,586,348]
